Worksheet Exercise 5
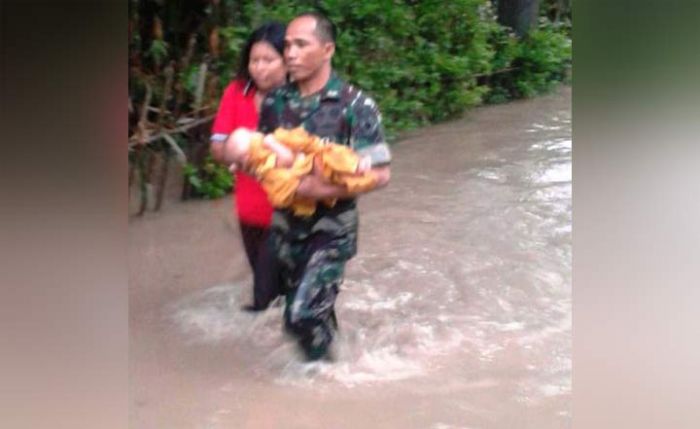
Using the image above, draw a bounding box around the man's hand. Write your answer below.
[295,174,350,199]
[356,155,372,174]
[370,165,391,189]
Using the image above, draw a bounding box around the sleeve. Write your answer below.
[210,83,239,142]
[349,94,392,167]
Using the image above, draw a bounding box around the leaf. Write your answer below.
[188,175,202,189]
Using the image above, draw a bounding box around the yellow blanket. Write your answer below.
[245,127,377,216]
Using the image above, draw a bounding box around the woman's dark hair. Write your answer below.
[237,21,286,82]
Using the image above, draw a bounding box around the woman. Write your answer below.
[210,22,287,311]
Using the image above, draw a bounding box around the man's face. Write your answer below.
[284,16,333,82]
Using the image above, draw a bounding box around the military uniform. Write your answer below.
[259,72,391,360]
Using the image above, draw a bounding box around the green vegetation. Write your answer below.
[183,155,234,199]
[213,0,571,135]
[486,18,571,103]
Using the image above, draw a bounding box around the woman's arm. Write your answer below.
[210,139,227,163]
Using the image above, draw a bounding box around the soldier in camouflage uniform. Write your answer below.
[258,12,391,360]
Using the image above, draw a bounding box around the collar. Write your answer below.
[285,71,343,101]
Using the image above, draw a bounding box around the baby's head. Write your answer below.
[226,127,257,164]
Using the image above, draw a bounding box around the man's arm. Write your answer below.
[295,164,391,200]
[296,91,393,200]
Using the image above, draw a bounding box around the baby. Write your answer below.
[224,127,376,216]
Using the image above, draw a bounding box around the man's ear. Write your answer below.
[323,42,335,61]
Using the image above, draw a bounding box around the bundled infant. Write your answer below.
[225,126,377,216]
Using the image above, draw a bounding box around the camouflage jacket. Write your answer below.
[258,72,391,243]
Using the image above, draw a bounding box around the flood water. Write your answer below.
[129,86,571,428]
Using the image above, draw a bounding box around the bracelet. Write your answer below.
[210,133,228,142]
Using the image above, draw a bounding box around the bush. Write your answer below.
[485,17,571,102]
[219,0,571,135]
[513,21,572,97]
[183,155,234,199]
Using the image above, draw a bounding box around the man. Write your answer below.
[257,12,391,361]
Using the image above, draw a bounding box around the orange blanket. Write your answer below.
[245,127,377,216]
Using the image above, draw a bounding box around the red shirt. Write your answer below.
[211,80,273,227]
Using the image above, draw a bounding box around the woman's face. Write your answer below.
[248,41,286,92]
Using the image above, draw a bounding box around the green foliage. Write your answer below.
[146,40,169,67]
[183,155,234,199]
[540,0,572,34]
[486,18,571,102]
[212,0,570,138]
[180,64,201,97]
[513,21,572,97]
[217,25,252,86]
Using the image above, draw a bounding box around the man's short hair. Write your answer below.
[296,11,336,44]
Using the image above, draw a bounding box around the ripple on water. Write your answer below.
[166,274,468,388]
[532,162,571,185]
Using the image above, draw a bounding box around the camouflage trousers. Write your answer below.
[270,231,355,360]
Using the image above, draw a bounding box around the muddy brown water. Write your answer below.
[129,86,571,429]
